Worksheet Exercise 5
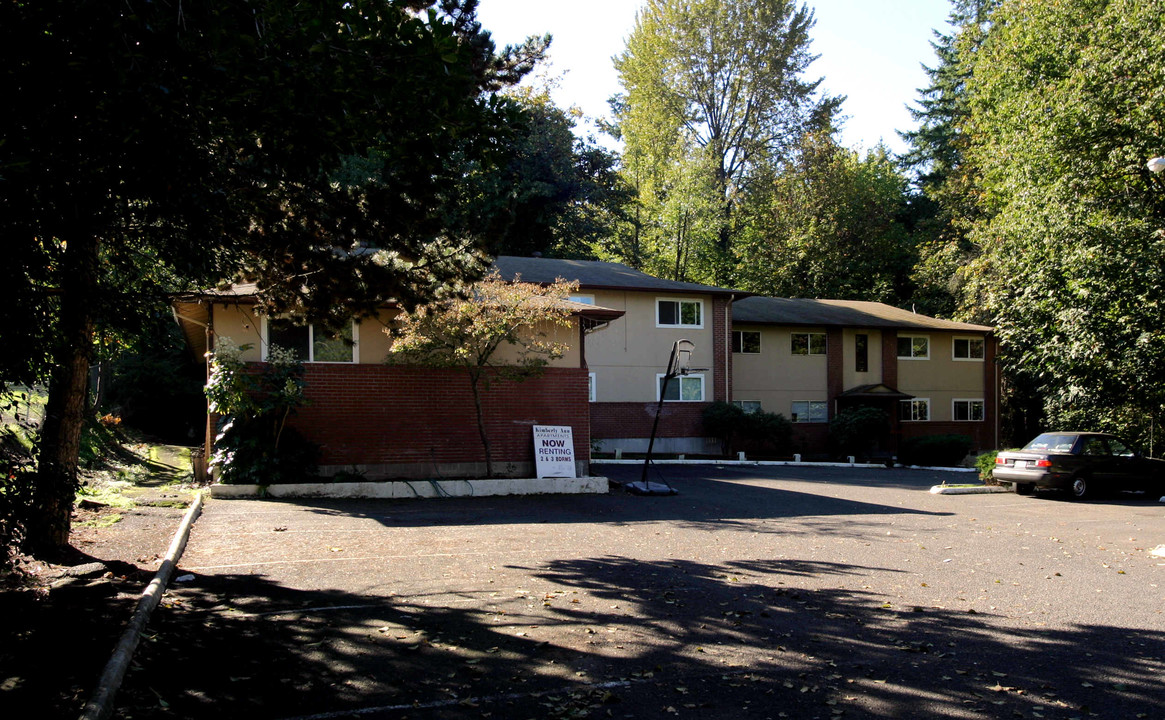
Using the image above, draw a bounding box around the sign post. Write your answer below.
[532,425,576,478]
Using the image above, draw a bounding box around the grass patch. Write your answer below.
[75,513,123,529]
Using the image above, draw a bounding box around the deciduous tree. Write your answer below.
[0,0,542,553]
[385,272,578,478]
[612,0,839,283]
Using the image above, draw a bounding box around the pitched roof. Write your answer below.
[732,296,992,333]
[493,256,744,297]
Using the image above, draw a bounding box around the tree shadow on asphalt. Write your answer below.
[115,552,1163,720]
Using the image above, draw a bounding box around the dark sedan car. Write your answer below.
[994,432,1165,499]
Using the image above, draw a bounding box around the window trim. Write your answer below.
[791,331,827,356]
[656,373,705,402]
[588,372,597,403]
[261,317,359,364]
[790,400,828,424]
[897,334,930,360]
[952,398,985,422]
[732,330,762,354]
[655,297,704,329]
[952,336,986,362]
[899,398,930,422]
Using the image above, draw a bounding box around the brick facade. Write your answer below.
[712,296,730,402]
[285,364,591,479]
[590,401,707,440]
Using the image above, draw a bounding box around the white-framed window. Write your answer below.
[570,293,595,305]
[732,400,762,414]
[953,336,985,361]
[657,373,705,402]
[588,372,597,402]
[953,399,985,421]
[791,332,826,356]
[899,398,930,422]
[791,401,827,423]
[732,330,761,354]
[262,317,358,363]
[897,335,929,360]
[656,298,703,328]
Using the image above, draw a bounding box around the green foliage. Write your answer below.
[387,272,579,477]
[975,450,998,481]
[828,407,891,460]
[1,0,544,550]
[610,0,839,283]
[899,434,974,468]
[475,88,631,259]
[206,341,317,484]
[959,0,1165,444]
[702,402,793,457]
[735,133,915,303]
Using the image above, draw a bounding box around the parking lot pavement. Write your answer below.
[118,466,1165,719]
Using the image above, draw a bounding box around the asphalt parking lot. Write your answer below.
[118,465,1164,719]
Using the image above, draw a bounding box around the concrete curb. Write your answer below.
[209,476,609,499]
[78,491,205,720]
[929,484,1012,494]
[594,459,979,473]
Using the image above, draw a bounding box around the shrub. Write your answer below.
[206,340,319,484]
[899,434,974,467]
[702,401,793,456]
[828,407,890,460]
[975,450,999,481]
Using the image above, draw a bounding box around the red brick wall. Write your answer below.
[826,328,844,420]
[591,401,707,439]
[712,296,730,402]
[283,365,590,475]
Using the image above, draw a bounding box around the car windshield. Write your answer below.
[1022,434,1077,453]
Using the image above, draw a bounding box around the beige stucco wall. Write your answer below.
[584,290,716,403]
[209,303,579,368]
[897,332,986,422]
[841,328,884,389]
[730,324,828,418]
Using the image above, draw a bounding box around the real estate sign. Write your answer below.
[532,425,576,478]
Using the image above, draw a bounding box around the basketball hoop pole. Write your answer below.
[641,339,695,486]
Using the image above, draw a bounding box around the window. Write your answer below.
[855,333,869,373]
[899,398,930,422]
[732,400,762,414]
[588,372,597,402]
[953,399,985,422]
[791,401,827,423]
[953,337,985,361]
[897,335,929,359]
[658,374,704,402]
[791,332,826,356]
[656,298,703,328]
[732,331,761,354]
[570,293,595,305]
[264,318,357,363]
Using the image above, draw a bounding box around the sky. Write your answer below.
[475,0,954,156]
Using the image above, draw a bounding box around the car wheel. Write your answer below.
[1070,474,1091,500]
[1015,483,1035,496]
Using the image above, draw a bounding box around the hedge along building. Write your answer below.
[171,282,624,480]
[493,256,747,456]
[729,296,999,458]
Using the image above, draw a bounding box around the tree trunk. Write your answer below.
[468,371,494,478]
[28,235,99,556]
